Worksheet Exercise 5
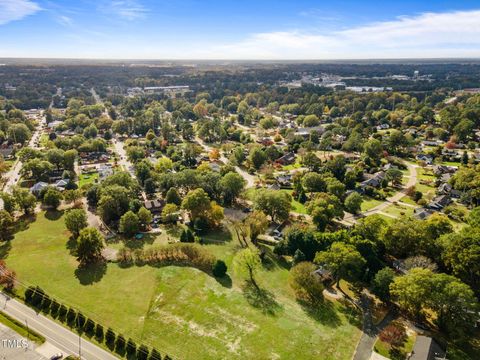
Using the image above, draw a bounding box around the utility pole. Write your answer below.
[77,316,82,360]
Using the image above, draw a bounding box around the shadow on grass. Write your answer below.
[74,261,107,285]
[258,244,291,271]
[13,213,37,233]
[45,209,64,221]
[0,242,11,259]
[214,274,232,288]
[165,224,184,238]
[66,235,77,255]
[242,281,281,316]
[122,233,156,250]
[201,226,233,245]
[299,299,342,327]
[337,299,362,329]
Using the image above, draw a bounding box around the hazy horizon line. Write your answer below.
[2,56,480,64]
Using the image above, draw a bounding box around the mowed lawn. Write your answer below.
[361,196,383,212]
[4,211,361,360]
[79,172,99,187]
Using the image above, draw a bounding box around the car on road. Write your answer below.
[50,353,63,360]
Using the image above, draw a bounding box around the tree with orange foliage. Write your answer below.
[0,260,16,291]
[209,148,220,161]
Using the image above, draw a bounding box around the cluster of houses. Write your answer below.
[415,165,459,220]
[359,170,386,192]
[30,179,70,197]
[78,151,112,165]
[126,86,191,98]
[0,143,17,160]
[80,163,114,182]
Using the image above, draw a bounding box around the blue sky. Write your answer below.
[1,0,480,59]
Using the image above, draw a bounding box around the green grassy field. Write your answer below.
[3,211,361,360]
[383,203,415,218]
[417,168,435,181]
[361,196,383,212]
[280,189,307,214]
[282,161,302,171]
[78,172,99,187]
[369,213,394,223]
[398,196,418,206]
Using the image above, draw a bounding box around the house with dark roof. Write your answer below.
[414,207,432,220]
[433,165,457,176]
[267,183,281,191]
[30,182,49,196]
[427,195,452,211]
[0,146,15,160]
[416,154,434,165]
[382,163,398,171]
[276,173,293,188]
[421,140,443,147]
[359,171,385,191]
[54,179,69,191]
[275,152,296,166]
[144,199,165,213]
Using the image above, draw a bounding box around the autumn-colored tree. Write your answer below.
[379,323,406,347]
[0,260,16,290]
[209,148,220,161]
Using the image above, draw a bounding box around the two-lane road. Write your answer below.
[0,292,118,360]
[3,116,46,194]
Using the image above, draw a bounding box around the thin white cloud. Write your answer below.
[0,0,41,25]
[107,0,148,20]
[201,9,480,59]
[57,15,73,26]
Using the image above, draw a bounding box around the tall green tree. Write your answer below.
[234,248,262,289]
[119,211,140,237]
[253,189,291,223]
[76,227,104,265]
[314,242,366,286]
[219,172,246,205]
[0,210,14,241]
[65,209,88,238]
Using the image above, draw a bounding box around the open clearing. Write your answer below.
[3,211,361,359]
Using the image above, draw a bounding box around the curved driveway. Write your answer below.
[343,163,418,223]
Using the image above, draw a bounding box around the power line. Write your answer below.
[0,267,157,353]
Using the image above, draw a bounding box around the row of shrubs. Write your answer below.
[117,243,227,276]
[25,286,170,360]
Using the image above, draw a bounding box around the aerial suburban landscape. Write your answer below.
[0,1,480,360]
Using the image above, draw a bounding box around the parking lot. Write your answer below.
[0,323,46,360]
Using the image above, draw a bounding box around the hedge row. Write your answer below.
[25,286,171,360]
[117,243,216,272]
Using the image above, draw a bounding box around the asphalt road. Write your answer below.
[3,117,46,194]
[0,292,118,360]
